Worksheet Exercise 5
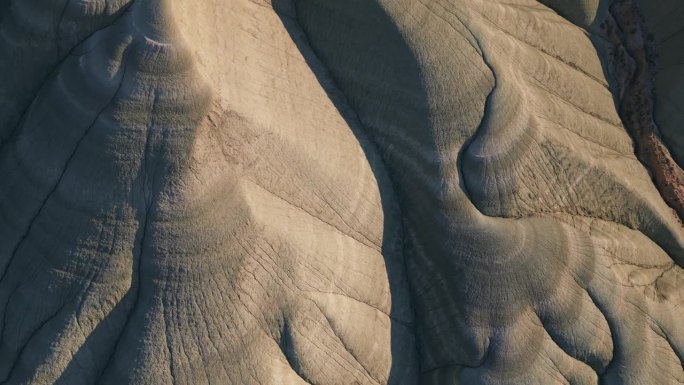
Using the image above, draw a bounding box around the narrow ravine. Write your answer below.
[601,0,684,223]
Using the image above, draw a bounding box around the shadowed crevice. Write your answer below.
[272,1,420,383]
[595,0,684,224]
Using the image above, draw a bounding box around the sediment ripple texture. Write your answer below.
[0,0,682,384]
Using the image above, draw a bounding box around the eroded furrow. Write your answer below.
[602,0,684,224]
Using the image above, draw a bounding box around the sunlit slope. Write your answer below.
[0,0,681,384]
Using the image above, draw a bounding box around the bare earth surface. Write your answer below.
[0,0,682,384]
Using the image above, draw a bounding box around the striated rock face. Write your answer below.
[0,0,681,384]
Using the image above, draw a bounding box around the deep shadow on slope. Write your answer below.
[273,0,426,383]
[584,0,684,223]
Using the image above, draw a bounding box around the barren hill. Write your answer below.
[0,0,682,384]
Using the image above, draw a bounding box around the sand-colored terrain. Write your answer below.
[0,0,681,384]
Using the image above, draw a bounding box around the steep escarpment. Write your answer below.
[0,0,682,384]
